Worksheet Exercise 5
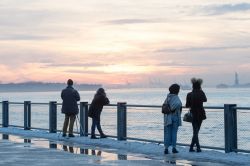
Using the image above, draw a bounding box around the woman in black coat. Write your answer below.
[186,78,207,152]
[88,88,110,139]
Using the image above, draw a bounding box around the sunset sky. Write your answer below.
[0,0,250,86]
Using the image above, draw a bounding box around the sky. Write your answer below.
[0,0,250,86]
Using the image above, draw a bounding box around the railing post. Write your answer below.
[24,101,31,130]
[49,101,57,133]
[224,104,237,153]
[2,101,9,127]
[80,102,88,136]
[117,102,127,140]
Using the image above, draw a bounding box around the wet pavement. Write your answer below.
[0,134,171,166]
[0,133,244,166]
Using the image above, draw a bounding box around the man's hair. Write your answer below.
[67,79,73,86]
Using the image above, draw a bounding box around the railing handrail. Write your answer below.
[1,100,250,153]
[5,101,250,110]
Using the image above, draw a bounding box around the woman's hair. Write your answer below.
[96,88,106,96]
[169,84,180,95]
[191,78,203,90]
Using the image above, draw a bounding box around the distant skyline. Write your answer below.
[0,1,250,86]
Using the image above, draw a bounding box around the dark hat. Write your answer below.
[169,84,180,94]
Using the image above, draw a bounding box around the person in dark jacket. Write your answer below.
[88,88,110,139]
[185,78,207,152]
[61,79,80,137]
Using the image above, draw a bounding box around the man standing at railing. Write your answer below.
[61,79,80,137]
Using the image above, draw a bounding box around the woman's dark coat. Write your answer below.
[185,89,207,121]
[61,86,80,116]
[88,94,110,121]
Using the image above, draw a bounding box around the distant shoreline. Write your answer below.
[0,82,102,92]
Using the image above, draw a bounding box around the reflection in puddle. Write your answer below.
[0,133,148,162]
[49,142,57,149]
[2,134,9,140]
[0,133,233,166]
[24,139,31,143]
[63,145,74,153]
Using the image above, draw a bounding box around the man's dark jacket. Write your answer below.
[61,86,80,116]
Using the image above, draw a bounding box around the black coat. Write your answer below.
[185,89,207,121]
[88,94,110,121]
[61,86,80,116]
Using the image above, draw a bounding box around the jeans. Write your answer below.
[91,118,104,135]
[190,119,203,149]
[62,115,76,135]
[164,115,179,148]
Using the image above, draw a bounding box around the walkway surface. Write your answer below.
[0,128,250,165]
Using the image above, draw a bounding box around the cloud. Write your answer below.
[44,62,105,68]
[157,62,216,67]
[0,34,50,41]
[0,50,62,68]
[157,45,250,53]
[63,69,105,74]
[201,3,250,15]
[103,18,162,25]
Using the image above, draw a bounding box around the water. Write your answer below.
[1,87,250,106]
[0,87,250,151]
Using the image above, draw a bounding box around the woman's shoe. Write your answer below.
[91,135,98,139]
[189,148,195,152]
[100,134,107,138]
[164,148,169,154]
[172,148,179,153]
[197,148,202,152]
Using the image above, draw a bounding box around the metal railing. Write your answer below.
[1,101,250,153]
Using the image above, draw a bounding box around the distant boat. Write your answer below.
[180,84,191,90]
[216,84,229,89]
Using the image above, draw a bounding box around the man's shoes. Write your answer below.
[197,148,202,153]
[68,134,75,137]
[164,148,168,154]
[91,135,98,139]
[62,133,67,137]
[100,134,107,138]
[189,148,195,152]
[172,148,179,153]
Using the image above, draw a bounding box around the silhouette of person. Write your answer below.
[88,88,109,139]
[61,79,80,137]
[186,78,207,152]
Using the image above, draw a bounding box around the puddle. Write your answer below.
[0,133,234,166]
[0,134,150,161]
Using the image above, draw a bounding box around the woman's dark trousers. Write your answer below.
[190,119,202,149]
[91,118,104,136]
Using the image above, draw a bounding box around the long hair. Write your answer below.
[95,88,106,97]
